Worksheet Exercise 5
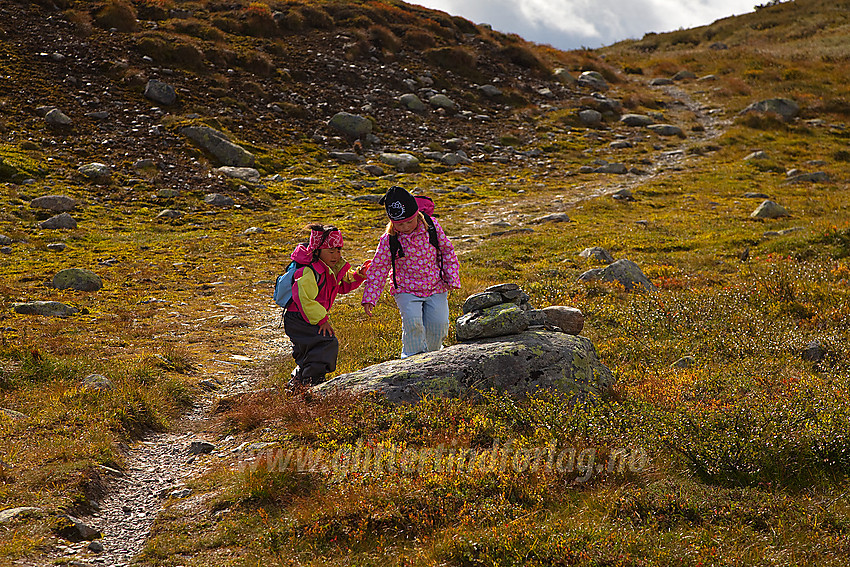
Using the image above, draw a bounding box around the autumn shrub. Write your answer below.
[369,24,402,53]
[299,5,334,30]
[243,2,278,37]
[165,17,226,42]
[94,0,138,32]
[404,28,437,50]
[425,46,478,77]
[135,0,172,20]
[63,8,93,36]
[499,44,548,73]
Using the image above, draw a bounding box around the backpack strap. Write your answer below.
[388,234,402,289]
[287,263,325,308]
[422,213,447,285]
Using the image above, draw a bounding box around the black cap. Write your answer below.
[379,186,418,221]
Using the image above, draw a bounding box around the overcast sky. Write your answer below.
[412,0,758,50]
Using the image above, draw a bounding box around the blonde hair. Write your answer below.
[384,211,424,235]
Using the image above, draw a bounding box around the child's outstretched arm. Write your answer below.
[361,235,392,313]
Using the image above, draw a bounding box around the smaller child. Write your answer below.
[284,224,370,386]
[362,186,461,358]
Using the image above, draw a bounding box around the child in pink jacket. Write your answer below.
[362,186,461,358]
[285,224,370,385]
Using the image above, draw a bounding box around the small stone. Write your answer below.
[672,356,695,369]
[40,212,77,230]
[13,301,79,318]
[579,247,614,264]
[188,440,215,455]
[53,268,103,291]
[204,193,234,207]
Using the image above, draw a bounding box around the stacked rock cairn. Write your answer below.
[455,283,584,342]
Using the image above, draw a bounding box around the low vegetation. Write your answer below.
[1,0,850,565]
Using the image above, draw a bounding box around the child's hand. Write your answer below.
[318,320,335,336]
[363,303,373,317]
[357,259,372,277]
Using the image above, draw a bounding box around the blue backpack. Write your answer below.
[273,261,324,308]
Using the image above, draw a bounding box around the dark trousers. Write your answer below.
[283,311,338,383]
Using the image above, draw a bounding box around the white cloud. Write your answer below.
[412,0,757,49]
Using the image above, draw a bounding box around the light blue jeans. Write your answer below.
[394,292,449,358]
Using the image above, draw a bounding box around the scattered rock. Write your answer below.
[553,68,576,85]
[478,84,502,97]
[328,151,363,163]
[399,93,426,112]
[244,226,265,235]
[744,151,768,161]
[595,163,628,174]
[156,188,180,198]
[530,212,570,224]
[88,541,104,553]
[801,341,828,363]
[215,166,260,181]
[579,247,614,264]
[39,212,77,229]
[456,303,528,341]
[13,301,79,317]
[740,98,800,121]
[44,108,72,126]
[621,114,654,127]
[579,109,602,126]
[578,259,656,292]
[0,234,11,245]
[539,306,584,335]
[78,162,112,183]
[750,200,788,219]
[52,268,103,291]
[179,125,255,167]
[363,164,385,176]
[647,124,684,136]
[1,407,29,420]
[188,441,215,455]
[611,188,634,201]
[379,152,421,173]
[785,171,829,184]
[156,209,183,219]
[30,194,77,212]
[649,78,674,86]
[672,356,695,369]
[428,94,457,111]
[743,192,770,199]
[55,515,102,542]
[204,193,234,207]
[0,507,42,523]
[82,374,114,391]
[144,79,177,105]
[317,330,613,404]
[673,70,696,81]
[578,71,608,90]
[328,112,372,139]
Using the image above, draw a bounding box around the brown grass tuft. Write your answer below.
[404,28,437,50]
[94,0,138,33]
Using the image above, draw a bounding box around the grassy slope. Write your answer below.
[1,0,850,564]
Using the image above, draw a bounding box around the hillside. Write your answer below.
[1,0,850,565]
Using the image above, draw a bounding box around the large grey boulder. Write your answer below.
[13,301,79,317]
[740,98,800,121]
[39,212,77,230]
[31,194,77,212]
[328,112,372,139]
[621,114,654,127]
[456,303,529,341]
[553,68,576,85]
[578,259,656,292]
[750,200,789,219]
[379,153,421,173]
[316,330,614,403]
[399,93,427,112]
[577,71,608,91]
[144,79,177,105]
[52,268,103,291]
[77,162,112,183]
[179,125,255,167]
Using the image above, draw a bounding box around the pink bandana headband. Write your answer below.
[308,227,343,251]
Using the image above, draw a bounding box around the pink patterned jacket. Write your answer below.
[361,216,460,305]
